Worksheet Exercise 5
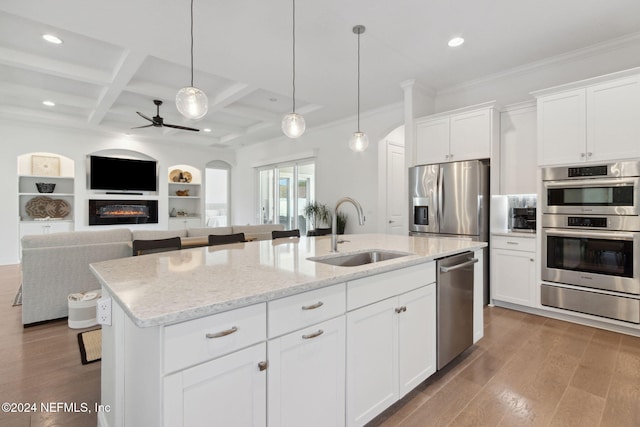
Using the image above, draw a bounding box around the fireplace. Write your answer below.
[89,199,158,225]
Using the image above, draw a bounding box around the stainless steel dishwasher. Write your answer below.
[436,251,478,370]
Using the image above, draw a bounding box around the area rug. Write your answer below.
[77,328,102,365]
[12,284,22,306]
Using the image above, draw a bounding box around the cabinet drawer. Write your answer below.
[491,235,536,252]
[164,303,266,374]
[268,283,345,338]
[347,262,436,311]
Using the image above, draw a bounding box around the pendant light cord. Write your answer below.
[292,0,296,113]
[356,29,361,132]
[190,0,194,87]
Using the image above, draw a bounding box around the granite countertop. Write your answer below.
[90,233,486,328]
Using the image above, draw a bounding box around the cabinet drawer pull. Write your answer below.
[206,326,238,339]
[258,361,269,371]
[302,329,324,340]
[301,301,324,310]
[506,241,518,245]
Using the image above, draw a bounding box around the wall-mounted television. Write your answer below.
[89,155,157,192]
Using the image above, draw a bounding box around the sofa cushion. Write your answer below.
[132,229,188,240]
[21,228,132,249]
[187,227,233,237]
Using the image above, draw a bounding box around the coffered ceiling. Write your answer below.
[1,0,640,148]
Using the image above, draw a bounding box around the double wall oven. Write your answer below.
[541,161,640,324]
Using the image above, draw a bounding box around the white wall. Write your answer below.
[231,103,404,234]
[0,119,234,265]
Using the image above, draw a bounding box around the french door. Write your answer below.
[258,160,315,234]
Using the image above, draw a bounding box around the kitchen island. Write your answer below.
[91,233,486,427]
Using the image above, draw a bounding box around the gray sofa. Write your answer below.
[20,224,285,325]
[21,228,132,326]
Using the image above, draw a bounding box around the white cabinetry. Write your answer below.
[587,77,640,162]
[415,117,450,164]
[415,104,496,165]
[164,343,267,427]
[267,283,346,427]
[491,235,536,307]
[346,263,436,427]
[536,75,640,166]
[268,316,345,427]
[164,283,348,427]
[162,303,267,427]
[397,285,436,396]
[500,103,537,194]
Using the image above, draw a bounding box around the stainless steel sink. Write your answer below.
[308,250,411,267]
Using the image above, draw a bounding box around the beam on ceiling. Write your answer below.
[88,50,148,126]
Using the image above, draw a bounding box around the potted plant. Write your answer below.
[336,211,348,234]
[302,201,331,235]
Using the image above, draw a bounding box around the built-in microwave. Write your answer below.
[542,161,640,216]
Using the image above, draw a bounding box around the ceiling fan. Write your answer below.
[133,99,200,132]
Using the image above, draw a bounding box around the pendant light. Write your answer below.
[176,0,208,120]
[281,0,306,139]
[349,25,369,152]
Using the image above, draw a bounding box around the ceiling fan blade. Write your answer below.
[163,123,200,132]
[131,124,154,129]
[136,112,153,122]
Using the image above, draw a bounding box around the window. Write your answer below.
[258,160,315,234]
[205,161,231,227]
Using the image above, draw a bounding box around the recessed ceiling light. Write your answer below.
[448,37,464,47]
[42,100,55,107]
[42,34,63,44]
[203,128,212,132]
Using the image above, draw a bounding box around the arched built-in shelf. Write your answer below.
[17,153,75,251]
[167,164,203,230]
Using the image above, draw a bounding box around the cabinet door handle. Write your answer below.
[258,361,269,371]
[395,306,407,313]
[302,329,324,339]
[301,301,324,310]
[587,152,593,157]
[580,153,586,158]
[206,326,238,339]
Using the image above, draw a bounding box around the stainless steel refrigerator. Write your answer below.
[409,159,490,303]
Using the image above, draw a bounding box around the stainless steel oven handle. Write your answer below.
[544,228,636,240]
[544,178,636,188]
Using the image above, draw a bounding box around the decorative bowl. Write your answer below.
[175,189,190,196]
[35,182,56,193]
